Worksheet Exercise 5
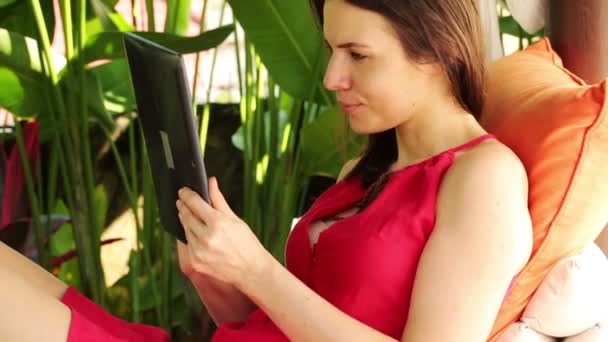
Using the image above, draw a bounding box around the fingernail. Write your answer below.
[176,199,181,208]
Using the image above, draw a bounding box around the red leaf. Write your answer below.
[1,121,40,230]
[51,238,125,268]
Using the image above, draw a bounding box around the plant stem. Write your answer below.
[145,0,155,31]
[141,135,163,323]
[29,0,103,304]
[199,1,227,153]
[191,0,210,110]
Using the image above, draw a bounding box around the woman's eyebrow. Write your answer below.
[323,38,369,49]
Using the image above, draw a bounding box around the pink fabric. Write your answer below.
[213,134,497,341]
[61,286,170,342]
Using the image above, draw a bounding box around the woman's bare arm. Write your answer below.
[401,142,533,341]
[177,241,257,325]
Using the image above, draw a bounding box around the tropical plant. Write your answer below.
[0,0,544,340]
[0,0,233,336]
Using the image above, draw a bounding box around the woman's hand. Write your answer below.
[176,177,271,289]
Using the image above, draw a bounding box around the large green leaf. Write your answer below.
[90,59,135,114]
[60,69,115,130]
[0,67,46,118]
[0,28,66,82]
[299,106,366,178]
[0,29,50,121]
[0,28,111,134]
[82,24,234,63]
[165,0,192,35]
[227,0,327,100]
[0,0,54,43]
[0,29,112,130]
[0,28,44,79]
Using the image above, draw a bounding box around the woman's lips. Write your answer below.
[339,102,362,115]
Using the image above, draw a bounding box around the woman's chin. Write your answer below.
[348,120,387,135]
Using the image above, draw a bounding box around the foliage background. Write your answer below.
[0,0,543,340]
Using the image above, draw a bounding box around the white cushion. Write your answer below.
[521,243,608,337]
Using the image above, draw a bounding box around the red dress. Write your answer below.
[212,134,497,341]
[61,286,170,341]
[63,134,495,341]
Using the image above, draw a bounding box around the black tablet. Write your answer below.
[123,32,210,243]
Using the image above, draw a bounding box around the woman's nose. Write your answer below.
[323,55,352,91]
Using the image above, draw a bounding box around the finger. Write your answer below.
[181,212,208,263]
[209,177,236,217]
[179,187,217,223]
[183,222,201,251]
[184,227,204,271]
[178,204,208,242]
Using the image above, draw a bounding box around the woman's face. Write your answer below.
[323,0,443,134]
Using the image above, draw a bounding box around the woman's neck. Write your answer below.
[391,103,485,171]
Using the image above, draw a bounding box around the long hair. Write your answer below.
[311,0,487,210]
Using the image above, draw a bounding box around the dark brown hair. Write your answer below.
[311,0,487,211]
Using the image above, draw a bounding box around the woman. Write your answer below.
[0,0,532,341]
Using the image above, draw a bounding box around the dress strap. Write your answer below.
[449,133,496,154]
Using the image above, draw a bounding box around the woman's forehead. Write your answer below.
[323,1,398,44]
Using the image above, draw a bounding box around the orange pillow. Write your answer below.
[480,37,608,340]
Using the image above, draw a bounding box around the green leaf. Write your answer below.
[0,67,46,118]
[231,108,289,152]
[0,28,46,80]
[82,70,115,129]
[0,29,112,134]
[0,28,67,83]
[94,185,108,237]
[227,0,326,100]
[299,106,366,178]
[55,67,114,130]
[499,15,544,40]
[83,24,234,63]
[90,59,136,114]
[0,68,60,141]
[0,0,17,7]
[0,67,58,141]
[137,264,183,312]
[113,254,184,313]
[0,0,54,42]
[231,126,244,151]
[165,0,192,35]
[49,200,82,291]
[87,0,134,36]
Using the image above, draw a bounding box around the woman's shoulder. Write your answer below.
[435,138,533,270]
[443,138,529,210]
[452,138,528,188]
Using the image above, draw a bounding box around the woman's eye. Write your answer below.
[350,51,366,61]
